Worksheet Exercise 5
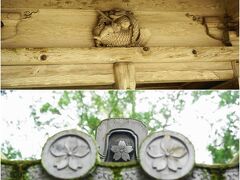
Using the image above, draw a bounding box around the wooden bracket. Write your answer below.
[114,62,136,90]
[1,9,39,41]
[186,13,231,46]
[1,12,21,40]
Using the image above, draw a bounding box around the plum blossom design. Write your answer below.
[147,135,187,172]
[111,140,133,161]
[50,136,90,171]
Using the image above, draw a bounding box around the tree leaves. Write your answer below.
[58,91,71,108]
[191,90,213,103]
[33,90,188,135]
[191,90,239,107]
[219,91,239,107]
[207,129,239,164]
[40,103,61,115]
[1,141,22,160]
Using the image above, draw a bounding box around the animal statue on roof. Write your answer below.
[93,9,150,47]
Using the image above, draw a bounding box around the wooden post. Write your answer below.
[231,61,239,88]
[114,62,136,90]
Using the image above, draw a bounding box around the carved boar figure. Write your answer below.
[93,9,150,47]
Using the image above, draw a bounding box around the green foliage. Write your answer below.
[191,90,213,103]
[208,129,239,164]
[192,91,239,164]
[191,90,239,107]
[1,141,22,160]
[219,91,239,107]
[40,103,61,115]
[208,111,239,164]
[58,91,71,108]
[35,90,186,136]
[29,104,55,129]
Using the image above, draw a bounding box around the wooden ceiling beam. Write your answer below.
[1,0,225,15]
[2,46,237,89]
[2,47,238,65]
[1,64,234,89]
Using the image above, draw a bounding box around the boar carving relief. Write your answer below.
[93,9,150,47]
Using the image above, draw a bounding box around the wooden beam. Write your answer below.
[31,81,234,90]
[181,81,225,89]
[2,65,234,88]
[114,63,136,90]
[136,70,233,83]
[135,62,232,71]
[1,0,225,15]
[1,9,224,48]
[210,79,238,89]
[136,83,183,89]
[10,85,115,90]
[1,64,114,88]
[2,47,238,65]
